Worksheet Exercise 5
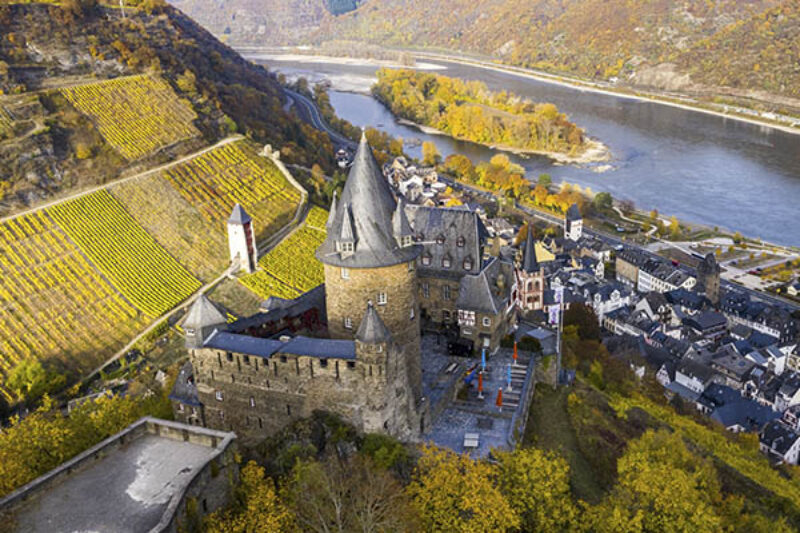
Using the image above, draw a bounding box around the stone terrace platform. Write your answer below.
[420,335,537,458]
[0,418,236,533]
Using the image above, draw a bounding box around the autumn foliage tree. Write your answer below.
[406,445,520,532]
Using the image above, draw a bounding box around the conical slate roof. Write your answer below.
[316,134,421,268]
[566,203,581,221]
[184,294,227,330]
[326,191,338,229]
[521,224,539,273]
[229,203,252,225]
[356,302,392,344]
[392,197,413,242]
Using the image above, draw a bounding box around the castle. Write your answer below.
[171,135,520,444]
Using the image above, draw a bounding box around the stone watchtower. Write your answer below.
[316,134,425,410]
[184,294,227,349]
[228,204,258,273]
[565,203,582,242]
[698,253,721,306]
[517,225,545,312]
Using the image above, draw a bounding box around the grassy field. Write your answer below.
[59,75,199,160]
[524,384,606,502]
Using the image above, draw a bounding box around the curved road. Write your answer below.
[284,88,357,150]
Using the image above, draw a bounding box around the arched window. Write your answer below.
[422,253,432,266]
[436,234,446,245]
[463,257,473,271]
[456,236,465,248]
[442,254,452,269]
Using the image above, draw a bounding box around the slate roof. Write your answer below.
[169,361,201,407]
[317,134,422,268]
[203,330,356,360]
[228,203,252,225]
[684,311,727,332]
[405,203,486,277]
[456,257,514,315]
[761,420,800,455]
[183,295,227,330]
[701,383,779,430]
[356,302,392,344]
[566,203,581,221]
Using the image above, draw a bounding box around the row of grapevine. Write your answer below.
[0,211,147,400]
[48,190,202,317]
[162,141,302,227]
[240,208,327,300]
[305,205,329,230]
[0,106,12,137]
[59,75,199,160]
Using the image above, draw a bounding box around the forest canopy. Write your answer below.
[372,68,587,156]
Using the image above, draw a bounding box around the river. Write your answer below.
[253,56,800,247]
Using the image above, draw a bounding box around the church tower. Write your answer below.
[228,204,258,273]
[517,225,545,312]
[316,134,424,405]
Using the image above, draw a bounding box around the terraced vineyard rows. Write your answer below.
[0,106,12,137]
[59,75,199,160]
[0,211,147,401]
[48,190,202,317]
[240,207,327,300]
[162,141,301,234]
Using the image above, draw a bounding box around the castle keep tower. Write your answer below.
[228,204,258,273]
[316,134,425,403]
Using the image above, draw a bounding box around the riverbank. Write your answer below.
[407,51,800,138]
[243,47,800,137]
[239,51,445,72]
[396,117,610,165]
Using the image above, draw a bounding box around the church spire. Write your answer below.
[521,224,539,273]
[326,191,338,229]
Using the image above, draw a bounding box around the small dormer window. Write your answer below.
[338,241,354,253]
[422,253,432,266]
[417,232,425,242]
[402,235,413,247]
[457,236,465,247]
[442,255,451,269]
[436,235,445,245]
[463,257,473,271]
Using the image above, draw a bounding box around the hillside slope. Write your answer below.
[0,2,329,216]
[307,0,800,111]
[166,0,362,46]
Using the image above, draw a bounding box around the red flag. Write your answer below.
[478,372,483,393]
[513,342,518,362]
[496,388,503,408]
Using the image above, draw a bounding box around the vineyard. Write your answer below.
[240,207,327,300]
[59,75,200,160]
[48,190,202,317]
[0,106,12,138]
[162,141,302,237]
[0,211,147,401]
